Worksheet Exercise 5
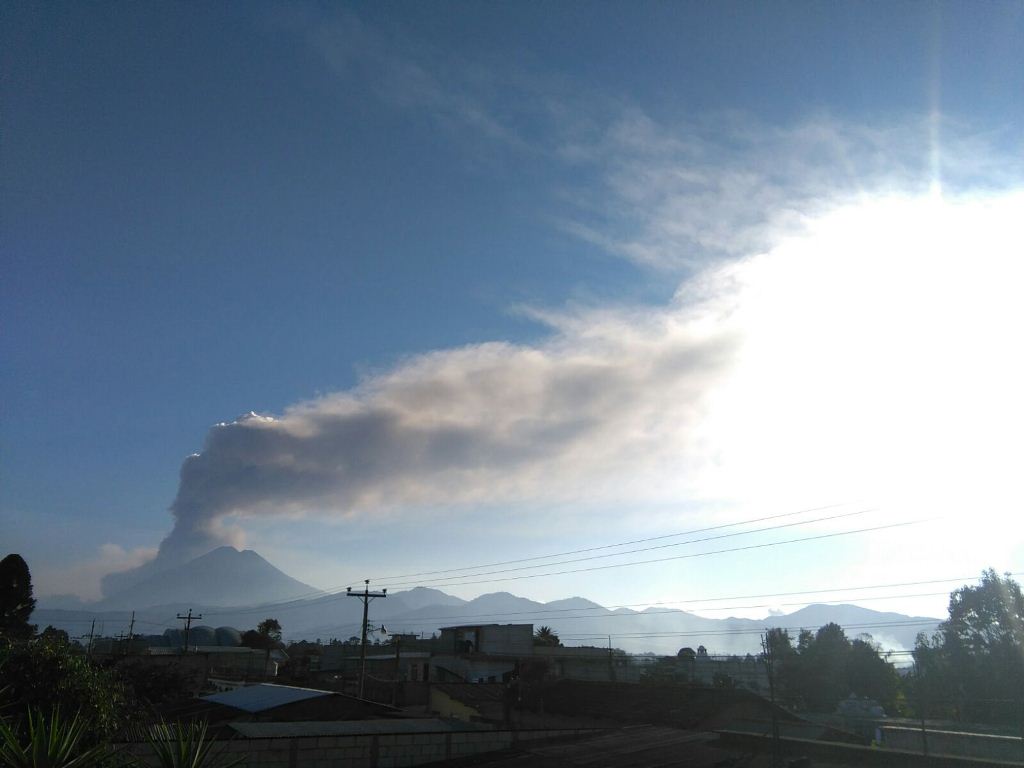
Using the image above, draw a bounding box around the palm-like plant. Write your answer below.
[0,709,109,768]
[533,626,561,647]
[139,722,242,768]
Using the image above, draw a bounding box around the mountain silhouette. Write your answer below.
[37,548,941,656]
[97,546,321,609]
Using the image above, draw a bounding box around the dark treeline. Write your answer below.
[763,569,1024,724]
[765,622,900,713]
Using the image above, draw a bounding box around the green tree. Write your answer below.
[0,555,36,640]
[768,623,899,713]
[533,626,561,647]
[242,618,284,678]
[791,623,850,711]
[116,658,195,709]
[845,636,900,711]
[0,638,127,739]
[912,569,1024,724]
[257,618,282,644]
[241,618,282,651]
[39,626,70,645]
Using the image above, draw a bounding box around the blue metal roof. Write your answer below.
[201,683,334,713]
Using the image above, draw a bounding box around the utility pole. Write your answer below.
[761,631,781,768]
[177,609,202,654]
[347,580,387,699]
[85,618,96,661]
[125,611,136,657]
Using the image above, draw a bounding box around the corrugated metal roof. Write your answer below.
[201,683,334,713]
[228,719,492,738]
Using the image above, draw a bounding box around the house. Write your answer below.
[438,624,533,656]
[533,645,631,682]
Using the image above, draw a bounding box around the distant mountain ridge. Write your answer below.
[36,547,941,656]
[97,546,321,609]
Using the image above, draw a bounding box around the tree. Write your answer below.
[0,637,127,738]
[257,618,282,644]
[676,647,697,681]
[39,625,70,645]
[242,618,284,678]
[533,626,561,647]
[766,622,899,713]
[0,554,36,640]
[116,658,195,708]
[242,618,283,651]
[912,569,1024,724]
[845,636,900,710]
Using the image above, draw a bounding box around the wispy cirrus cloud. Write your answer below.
[306,9,1022,274]
[557,111,1024,270]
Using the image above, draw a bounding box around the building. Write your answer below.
[438,624,533,657]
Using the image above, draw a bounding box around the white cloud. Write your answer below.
[560,111,1024,271]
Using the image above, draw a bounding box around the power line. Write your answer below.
[368,519,927,591]
[208,502,864,612]
[370,507,875,590]
[205,509,903,617]
[368,502,855,582]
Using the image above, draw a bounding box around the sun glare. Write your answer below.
[702,191,1024,545]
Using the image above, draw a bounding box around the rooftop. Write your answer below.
[201,683,334,713]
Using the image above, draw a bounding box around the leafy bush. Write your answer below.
[0,640,126,739]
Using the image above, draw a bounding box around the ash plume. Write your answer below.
[102,298,737,596]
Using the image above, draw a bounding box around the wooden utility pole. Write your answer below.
[85,618,96,661]
[176,609,202,653]
[761,631,781,768]
[347,580,387,699]
[124,611,136,657]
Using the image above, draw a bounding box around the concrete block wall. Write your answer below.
[120,727,598,768]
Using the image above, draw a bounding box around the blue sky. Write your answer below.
[3,2,1023,621]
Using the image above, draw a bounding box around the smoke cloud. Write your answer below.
[103,291,739,596]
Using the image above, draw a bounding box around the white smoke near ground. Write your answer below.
[42,544,158,602]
